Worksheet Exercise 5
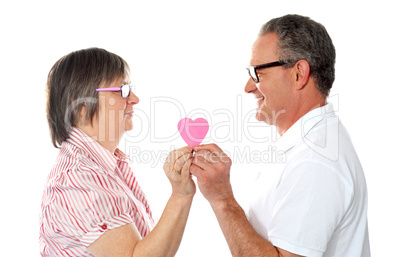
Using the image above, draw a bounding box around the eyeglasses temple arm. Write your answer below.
[95,87,122,92]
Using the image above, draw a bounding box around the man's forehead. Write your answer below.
[250,33,278,64]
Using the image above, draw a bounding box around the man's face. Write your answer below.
[245,33,293,125]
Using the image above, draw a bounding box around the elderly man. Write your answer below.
[190,15,370,257]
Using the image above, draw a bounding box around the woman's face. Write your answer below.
[95,75,139,145]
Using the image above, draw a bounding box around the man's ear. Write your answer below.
[294,60,310,90]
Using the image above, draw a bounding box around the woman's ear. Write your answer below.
[294,60,310,90]
[80,104,87,117]
[76,104,87,126]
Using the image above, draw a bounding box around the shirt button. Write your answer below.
[100,224,107,230]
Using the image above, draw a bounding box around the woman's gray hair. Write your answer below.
[259,14,335,97]
[46,47,130,148]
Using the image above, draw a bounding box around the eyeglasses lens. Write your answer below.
[121,85,130,98]
[249,68,258,83]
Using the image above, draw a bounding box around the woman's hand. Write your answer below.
[90,146,196,257]
[163,146,196,198]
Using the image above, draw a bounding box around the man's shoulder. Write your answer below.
[291,113,358,162]
[283,119,364,192]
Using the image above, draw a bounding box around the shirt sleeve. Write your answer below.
[268,159,353,257]
[48,165,136,248]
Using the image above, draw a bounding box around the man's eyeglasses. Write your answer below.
[246,60,290,83]
[95,84,135,98]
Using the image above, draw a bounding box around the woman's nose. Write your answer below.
[128,91,139,105]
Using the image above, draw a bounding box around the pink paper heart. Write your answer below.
[177,118,209,146]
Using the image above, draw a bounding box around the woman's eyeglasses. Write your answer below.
[95,84,135,98]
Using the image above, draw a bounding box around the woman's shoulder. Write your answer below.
[50,141,102,178]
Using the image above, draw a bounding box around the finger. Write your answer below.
[194,143,222,153]
[192,152,210,169]
[173,153,192,172]
[167,146,193,162]
[181,157,193,178]
[197,149,225,165]
[165,146,193,169]
[195,149,222,163]
[189,163,204,178]
[193,149,232,169]
[194,144,226,160]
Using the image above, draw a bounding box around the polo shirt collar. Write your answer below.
[276,103,335,152]
[67,127,129,174]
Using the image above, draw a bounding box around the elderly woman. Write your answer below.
[40,48,195,257]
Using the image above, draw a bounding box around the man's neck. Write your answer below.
[276,98,326,136]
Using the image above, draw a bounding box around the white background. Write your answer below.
[1,0,401,256]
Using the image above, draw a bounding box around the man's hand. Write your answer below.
[190,143,233,206]
[189,144,304,257]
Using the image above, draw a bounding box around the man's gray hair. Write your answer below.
[259,14,335,97]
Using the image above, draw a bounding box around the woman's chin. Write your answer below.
[125,119,134,132]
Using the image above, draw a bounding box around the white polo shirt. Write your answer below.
[246,103,370,257]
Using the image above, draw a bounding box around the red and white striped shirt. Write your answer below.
[39,127,155,256]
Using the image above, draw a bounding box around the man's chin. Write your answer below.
[255,112,275,126]
[256,111,271,125]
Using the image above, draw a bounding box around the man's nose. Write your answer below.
[244,77,257,94]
